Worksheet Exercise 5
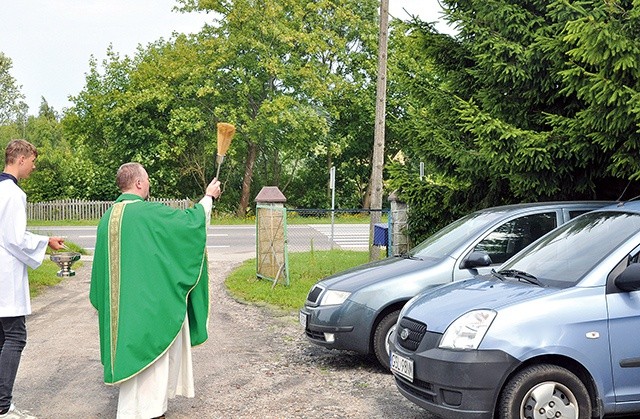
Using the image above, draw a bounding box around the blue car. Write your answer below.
[389,201,640,419]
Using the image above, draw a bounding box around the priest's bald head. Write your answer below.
[116,162,150,200]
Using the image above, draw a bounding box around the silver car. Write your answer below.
[299,201,613,370]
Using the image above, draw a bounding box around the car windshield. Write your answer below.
[410,211,508,260]
[500,211,640,287]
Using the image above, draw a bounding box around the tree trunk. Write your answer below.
[236,141,258,217]
[362,178,371,209]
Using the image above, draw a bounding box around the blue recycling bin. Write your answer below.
[373,223,388,246]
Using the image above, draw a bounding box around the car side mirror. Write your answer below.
[615,263,640,292]
[461,251,492,269]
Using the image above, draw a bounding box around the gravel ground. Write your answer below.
[13,251,433,419]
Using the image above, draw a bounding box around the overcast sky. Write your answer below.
[0,1,449,114]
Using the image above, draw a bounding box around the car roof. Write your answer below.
[474,201,616,215]
[593,200,640,214]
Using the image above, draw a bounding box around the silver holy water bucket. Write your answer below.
[50,252,81,277]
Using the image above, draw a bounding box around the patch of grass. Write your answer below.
[225,249,369,312]
[210,213,256,225]
[58,241,88,254]
[28,219,100,227]
[28,260,85,297]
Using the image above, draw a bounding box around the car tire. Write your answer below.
[373,309,400,371]
[498,364,592,419]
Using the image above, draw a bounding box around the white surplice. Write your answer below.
[116,315,195,419]
[0,179,48,317]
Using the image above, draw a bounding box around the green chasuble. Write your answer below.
[89,194,209,384]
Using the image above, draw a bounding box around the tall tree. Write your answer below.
[388,0,640,242]
[178,0,379,215]
[64,48,141,199]
[65,1,380,210]
[2,99,79,201]
[0,52,28,125]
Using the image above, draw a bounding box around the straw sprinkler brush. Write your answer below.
[215,122,236,179]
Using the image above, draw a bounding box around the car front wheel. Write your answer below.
[498,364,592,419]
[373,309,400,371]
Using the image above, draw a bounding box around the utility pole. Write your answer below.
[369,0,389,261]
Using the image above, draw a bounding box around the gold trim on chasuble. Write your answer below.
[107,202,126,377]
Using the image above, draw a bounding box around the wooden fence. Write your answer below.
[27,198,192,221]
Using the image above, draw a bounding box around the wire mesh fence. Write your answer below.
[286,209,390,254]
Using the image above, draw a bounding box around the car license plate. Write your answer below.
[390,351,414,382]
[299,311,308,328]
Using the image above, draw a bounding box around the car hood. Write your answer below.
[318,255,447,293]
[402,278,557,333]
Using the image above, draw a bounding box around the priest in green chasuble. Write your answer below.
[90,162,222,419]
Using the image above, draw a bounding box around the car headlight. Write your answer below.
[319,290,351,306]
[439,309,496,350]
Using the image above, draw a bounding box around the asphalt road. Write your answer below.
[29,224,371,254]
